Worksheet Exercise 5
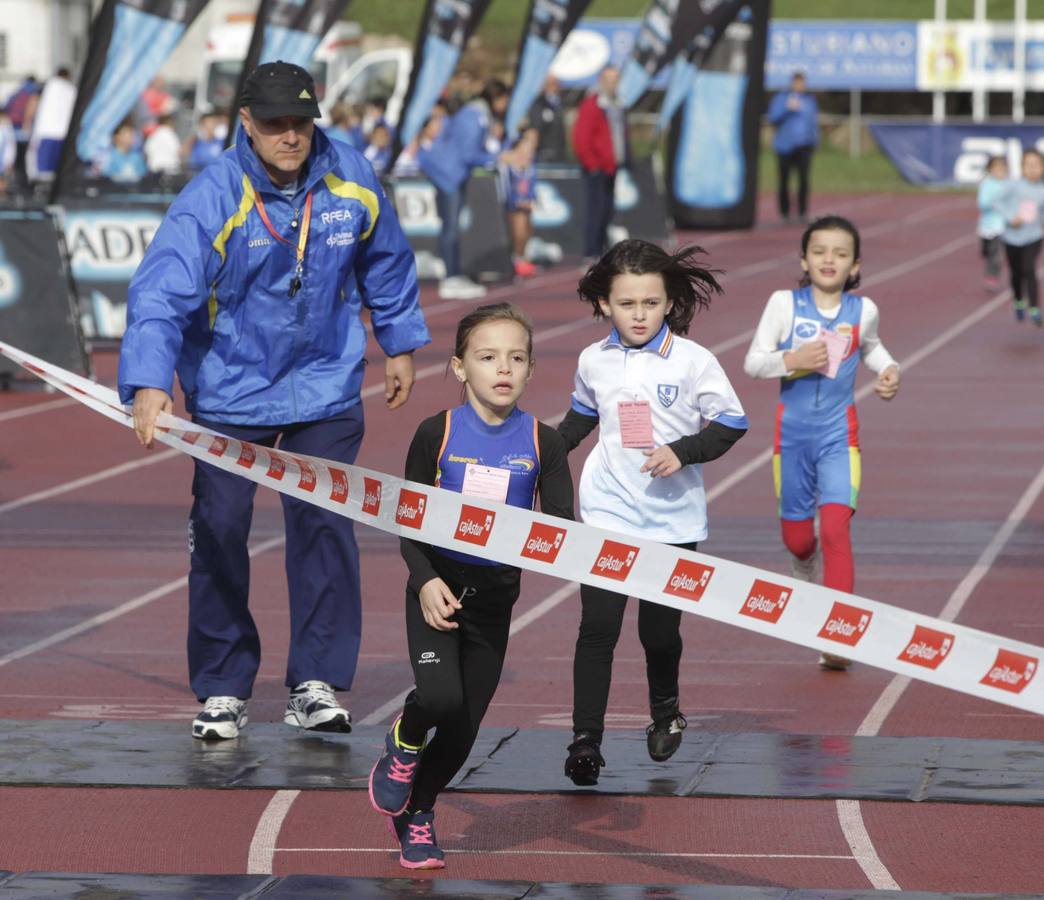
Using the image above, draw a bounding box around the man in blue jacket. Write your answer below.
[767,71,819,224]
[118,62,430,740]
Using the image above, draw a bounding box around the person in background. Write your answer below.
[361,98,388,136]
[573,66,626,263]
[0,109,16,196]
[977,155,1008,292]
[418,78,509,300]
[767,71,819,224]
[527,74,566,163]
[186,112,226,172]
[99,120,147,183]
[1001,148,1044,327]
[4,74,40,188]
[498,127,540,278]
[364,121,393,177]
[326,103,365,150]
[27,66,75,181]
[144,108,182,175]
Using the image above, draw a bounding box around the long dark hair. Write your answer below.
[799,215,862,291]
[577,239,721,335]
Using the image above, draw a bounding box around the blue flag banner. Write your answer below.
[53,0,209,199]
[504,0,593,140]
[617,0,747,109]
[396,0,494,153]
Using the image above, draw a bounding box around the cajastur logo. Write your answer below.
[456,504,496,546]
[295,458,317,492]
[663,559,714,602]
[267,452,286,480]
[396,488,427,528]
[329,468,349,504]
[591,540,639,581]
[363,478,382,516]
[181,430,201,445]
[209,436,228,456]
[520,522,567,563]
[740,579,791,624]
[237,443,256,468]
[981,649,1038,694]
[818,601,873,646]
[898,625,954,670]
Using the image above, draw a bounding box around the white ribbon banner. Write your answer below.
[2,339,1041,715]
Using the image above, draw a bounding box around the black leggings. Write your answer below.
[398,559,520,811]
[1005,240,1042,309]
[572,542,697,741]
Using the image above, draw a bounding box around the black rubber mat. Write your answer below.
[1,720,1042,804]
[0,872,1036,899]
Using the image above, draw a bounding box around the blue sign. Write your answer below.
[765,21,917,90]
[871,123,1044,185]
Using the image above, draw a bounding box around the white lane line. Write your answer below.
[0,449,181,516]
[248,789,301,875]
[0,397,76,422]
[273,847,855,860]
[0,535,286,668]
[835,800,901,890]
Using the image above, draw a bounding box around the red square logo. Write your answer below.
[980,649,1038,694]
[208,436,229,457]
[181,431,201,445]
[329,468,349,504]
[237,443,256,468]
[363,478,382,516]
[266,452,286,481]
[818,601,873,646]
[295,458,316,492]
[455,504,496,546]
[663,559,714,602]
[898,625,954,670]
[396,488,427,528]
[740,579,792,624]
[590,540,639,582]
[520,522,567,563]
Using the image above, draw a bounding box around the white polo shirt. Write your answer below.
[571,322,748,543]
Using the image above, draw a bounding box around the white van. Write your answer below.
[196,20,363,115]
[320,46,412,125]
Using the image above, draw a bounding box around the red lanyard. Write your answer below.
[253,188,313,297]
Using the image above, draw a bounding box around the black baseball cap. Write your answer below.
[240,61,321,119]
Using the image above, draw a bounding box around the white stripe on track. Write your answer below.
[836,800,901,890]
[0,398,76,422]
[248,789,301,875]
[274,846,855,860]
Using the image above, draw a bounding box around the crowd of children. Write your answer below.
[360,213,901,868]
[977,149,1044,326]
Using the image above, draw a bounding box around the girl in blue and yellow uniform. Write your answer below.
[367,302,574,869]
[744,216,900,669]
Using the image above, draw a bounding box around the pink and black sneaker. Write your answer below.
[368,718,421,816]
[389,809,445,869]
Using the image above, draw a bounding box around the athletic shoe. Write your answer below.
[789,547,821,583]
[564,732,605,786]
[369,718,422,816]
[1032,308,1043,328]
[389,809,445,869]
[438,275,487,300]
[819,652,852,671]
[283,680,351,732]
[513,258,537,278]
[1015,299,1027,322]
[192,696,247,740]
[646,713,687,762]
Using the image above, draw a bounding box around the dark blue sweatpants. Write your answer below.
[187,406,364,701]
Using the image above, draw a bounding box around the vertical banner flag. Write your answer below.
[227,0,353,143]
[52,0,210,200]
[667,0,769,229]
[617,0,747,109]
[504,0,593,140]
[395,0,494,156]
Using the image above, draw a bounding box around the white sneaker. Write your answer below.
[819,652,853,671]
[789,547,821,582]
[284,680,352,732]
[192,696,248,740]
[438,276,487,300]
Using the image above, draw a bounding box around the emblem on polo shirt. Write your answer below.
[657,384,678,408]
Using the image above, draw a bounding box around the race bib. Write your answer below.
[461,463,511,503]
[618,400,654,449]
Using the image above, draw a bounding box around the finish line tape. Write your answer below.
[3,339,1041,716]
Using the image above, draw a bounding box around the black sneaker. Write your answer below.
[565,733,605,786]
[646,713,687,762]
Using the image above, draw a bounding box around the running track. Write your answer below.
[1,191,1043,892]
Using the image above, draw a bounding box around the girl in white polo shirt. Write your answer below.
[557,239,749,785]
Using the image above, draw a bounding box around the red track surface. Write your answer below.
[2,192,1043,891]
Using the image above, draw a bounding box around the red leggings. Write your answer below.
[781,503,854,593]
